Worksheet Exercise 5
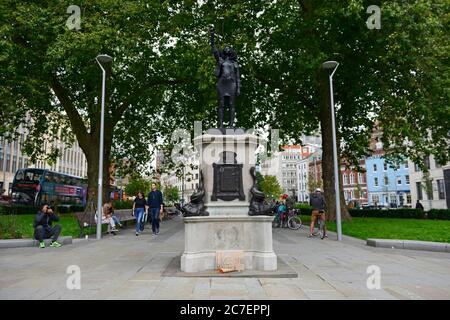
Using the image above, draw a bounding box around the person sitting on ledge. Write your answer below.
[33,204,62,248]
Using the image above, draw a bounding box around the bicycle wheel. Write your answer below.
[318,219,325,239]
[287,216,302,230]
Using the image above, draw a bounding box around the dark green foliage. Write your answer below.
[427,209,450,220]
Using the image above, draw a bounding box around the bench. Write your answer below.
[73,209,135,238]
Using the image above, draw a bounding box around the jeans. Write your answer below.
[112,215,121,226]
[135,208,145,233]
[34,225,62,242]
[150,207,160,233]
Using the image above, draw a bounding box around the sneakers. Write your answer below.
[156,229,160,235]
[308,234,315,238]
[39,241,45,248]
[50,241,62,248]
[136,232,140,236]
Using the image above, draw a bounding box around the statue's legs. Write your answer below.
[229,96,235,128]
[218,98,224,128]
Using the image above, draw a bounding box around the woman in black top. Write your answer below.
[132,191,147,236]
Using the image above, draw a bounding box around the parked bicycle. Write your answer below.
[272,208,302,230]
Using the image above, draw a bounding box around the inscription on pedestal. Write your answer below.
[211,151,245,201]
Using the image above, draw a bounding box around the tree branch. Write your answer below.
[111,78,188,125]
[49,74,90,155]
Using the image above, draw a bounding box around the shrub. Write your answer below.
[349,208,425,219]
[427,209,450,220]
[113,200,133,210]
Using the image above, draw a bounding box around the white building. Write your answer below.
[260,142,321,198]
[408,156,450,210]
[160,153,200,204]
[0,125,88,194]
[296,149,323,203]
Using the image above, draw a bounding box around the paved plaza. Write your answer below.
[1,216,450,300]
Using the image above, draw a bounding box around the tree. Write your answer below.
[260,175,283,200]
[2,0,448,220]
[124,175,151,198]
[0,1,203,202]
[163,185,180,206]
[308,171,323,195]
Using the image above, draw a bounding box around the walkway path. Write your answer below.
[1,216,449,300]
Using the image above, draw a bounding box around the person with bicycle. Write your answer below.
[309,188,327,238]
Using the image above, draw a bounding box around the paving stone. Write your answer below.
[1,217,450,300]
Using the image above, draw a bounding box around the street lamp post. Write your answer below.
[95,54,113,240]
[322,60,342,241]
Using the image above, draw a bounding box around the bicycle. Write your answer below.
[286,208,302,230]
[312,210,326,239]
[272,209,302,230]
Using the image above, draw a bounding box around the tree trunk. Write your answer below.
[319,73,351,221]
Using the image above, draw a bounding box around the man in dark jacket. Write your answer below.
[309,188,327,238]
[415,200,424,210]
[147,183,164,235]
[34,204,62,248]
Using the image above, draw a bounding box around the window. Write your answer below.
[350,173,355,184]
[407,194,412,204]
[424,156,430,170]
[435,160,442,169]
[384,176,389,186]
[343,174,348,185]
[404,161,409,169]
[358,173,363,184]
[397,177,402,185]
[414,163,420,172]
[372,195,379,203]
[12,155,17,173]
[383,163,388,171]
[374,177,379,187]
[6,154,11,172]
[427,184,434,200]
[416,182,423,200]
[437,180,445,200]
[405,175,410,185]
[0,152,3,171]
[373,164,377,172]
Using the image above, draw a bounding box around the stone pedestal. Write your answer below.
[180,132,277,273]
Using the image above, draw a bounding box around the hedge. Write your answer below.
[427,209,450,220]
[348,208,426,219]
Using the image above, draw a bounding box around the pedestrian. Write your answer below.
[147,183,164,236]
[132,191,147,236]
[309,188,327,238]
[33,204,63,248]
[100,200,119,234]
[103,200,122,229]
[415,200,424,210]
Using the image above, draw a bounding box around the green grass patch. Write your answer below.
[299,215,450,243]
[0,214,105,239]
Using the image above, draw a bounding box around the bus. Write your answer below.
[11,168,88,212]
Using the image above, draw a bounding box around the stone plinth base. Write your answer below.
[181,215,277,273]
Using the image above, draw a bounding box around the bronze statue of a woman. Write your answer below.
[209,26,241,128]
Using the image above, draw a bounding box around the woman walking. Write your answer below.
[132,191,147,236]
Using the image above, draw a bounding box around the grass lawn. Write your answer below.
[0,214,104,239]
[300,215,450,243]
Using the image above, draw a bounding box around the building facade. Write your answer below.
[308,157,368,206]
[0,125,88,194]
[365,156,411,207]
[408,155,449,210]
[159,152,200,204]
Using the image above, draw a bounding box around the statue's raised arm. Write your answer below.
[209,26,220,63]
